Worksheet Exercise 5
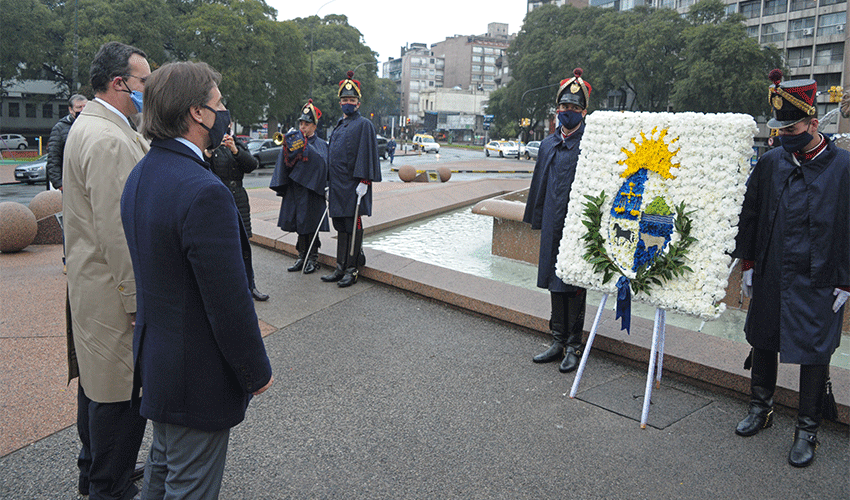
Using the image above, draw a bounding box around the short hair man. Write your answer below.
[524,68,592,374]
[47,94,87,191]
[732,69,850,467]
[121,61,273,497]
[62,41,150,499]
[321,70,382,287]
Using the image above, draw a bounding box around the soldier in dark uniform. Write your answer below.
[270,99,329,274]
[524,68,591,373]
[732,69,849,468]
[321,70,382,287]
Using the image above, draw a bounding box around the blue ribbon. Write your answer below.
[616,276,632,335]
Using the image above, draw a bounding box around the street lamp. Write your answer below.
[310,0,339,99]
[517,82,559,159]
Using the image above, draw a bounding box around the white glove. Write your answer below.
[324,186,329,201]
[355,182,368,197]
[832,288,849,313]
[742,269,753,298]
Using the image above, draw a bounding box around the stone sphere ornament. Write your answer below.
[28,190,62,221]
[0,202,38,253]
[397,164,416,182]
[437,166,451,182]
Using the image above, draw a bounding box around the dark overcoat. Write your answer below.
[523,124,585,293]
[270,134,329,234]
[732,138,849,364]
[327,111,382,219]
[121,139,272,432]
[208,138,258,236]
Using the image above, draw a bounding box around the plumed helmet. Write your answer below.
[766,69,817,129]
[556,68,592,109]
[338,70,362,99]
[299,99,322,124]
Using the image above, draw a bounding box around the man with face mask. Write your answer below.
[322,70,382,287]
[121,61,273,497]
[47,94,87,191]
[62,41,150,500]
[732,69,849,468]
[524,68,591,374]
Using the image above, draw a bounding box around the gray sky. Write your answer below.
[273,0,528,66]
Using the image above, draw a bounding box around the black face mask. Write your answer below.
[200,105,231,149]
[779,130,814,153]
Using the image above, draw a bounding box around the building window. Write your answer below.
[789,0,816,10]
[8,102,20,118]
[471,65,482,72]
[484,56,496,64]
[26,103,36,118]
[471,74,482,81]
[472,46,483,54]
[787,46,813,67]
[410,69,420,78]
[484,48,496,55]
[815,43,844,66]
[761,21,786,43]
[724,3,738,13]
[817,103,837,118]
[788,17,816,39]
[763,0,787,16]
[814,72,841,93]
[740,0,760,18]
[472,55,482,63]
[410,81,420,90]
[483,75,495,81]
[747,25,760,39]
[42,104,53,119]
[429,81,435,87]
[818,0,843,6]
[817,12,845,37]
[484,66,496,73]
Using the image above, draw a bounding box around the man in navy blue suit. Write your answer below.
[121,61,273,498]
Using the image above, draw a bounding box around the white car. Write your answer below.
[1,134,28,150]
[484,140,518,158]
[412,134,440,153]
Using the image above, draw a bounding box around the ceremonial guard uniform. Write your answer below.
[524,69,591,373]
[270,99,329,274]
[321,70,382,287]
[732,70,848,467]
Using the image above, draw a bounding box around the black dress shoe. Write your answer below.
[735,408,773,436]
[321,268,345,282]
[337,270,358,288]
[287,257,305,272]
[251,288,269,301]
[303,259,319,274]
[788,429,818,467]
[559,346,581,373]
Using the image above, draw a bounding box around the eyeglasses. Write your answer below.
[123,74,147,84]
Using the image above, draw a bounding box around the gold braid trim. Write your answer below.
[771,87,816,116]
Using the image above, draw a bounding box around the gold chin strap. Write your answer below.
[770,87,816,116]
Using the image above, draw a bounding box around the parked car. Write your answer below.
[376,135,389,160]
[247,138,281,167]
[14,154,47,184]
[412,134,440,153]
[484,140,519,158]
[1,134,28,150]
[524,141,541,160]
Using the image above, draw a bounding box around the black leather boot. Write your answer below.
[321,233,350,282]
[788,364,827,467]
[288,234,310,272]
[559,290,586,373]
[303,235,320,274]
[338,229,363,288]
[533,330,566,363]
[736,348,777,436]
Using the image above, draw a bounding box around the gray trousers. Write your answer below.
[141,421,230,500]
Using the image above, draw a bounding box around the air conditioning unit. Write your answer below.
[837,25,845,32]
[799,58,811,66]
[803,28,814,36]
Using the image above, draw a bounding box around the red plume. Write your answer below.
[574,68,583,78]
[768,69,783,86]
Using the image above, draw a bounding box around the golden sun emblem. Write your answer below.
[618,127,680,180]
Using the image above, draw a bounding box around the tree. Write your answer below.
[0,0,54,90]
[671,0,784,116]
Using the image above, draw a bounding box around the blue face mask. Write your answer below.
[558,110,583,130]
[121,79,144,113]
[341,103,358,116]
[779,130,814,153]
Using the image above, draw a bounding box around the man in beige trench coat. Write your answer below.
[63,41,150,500]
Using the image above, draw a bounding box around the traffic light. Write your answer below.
[370,112,374,119]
